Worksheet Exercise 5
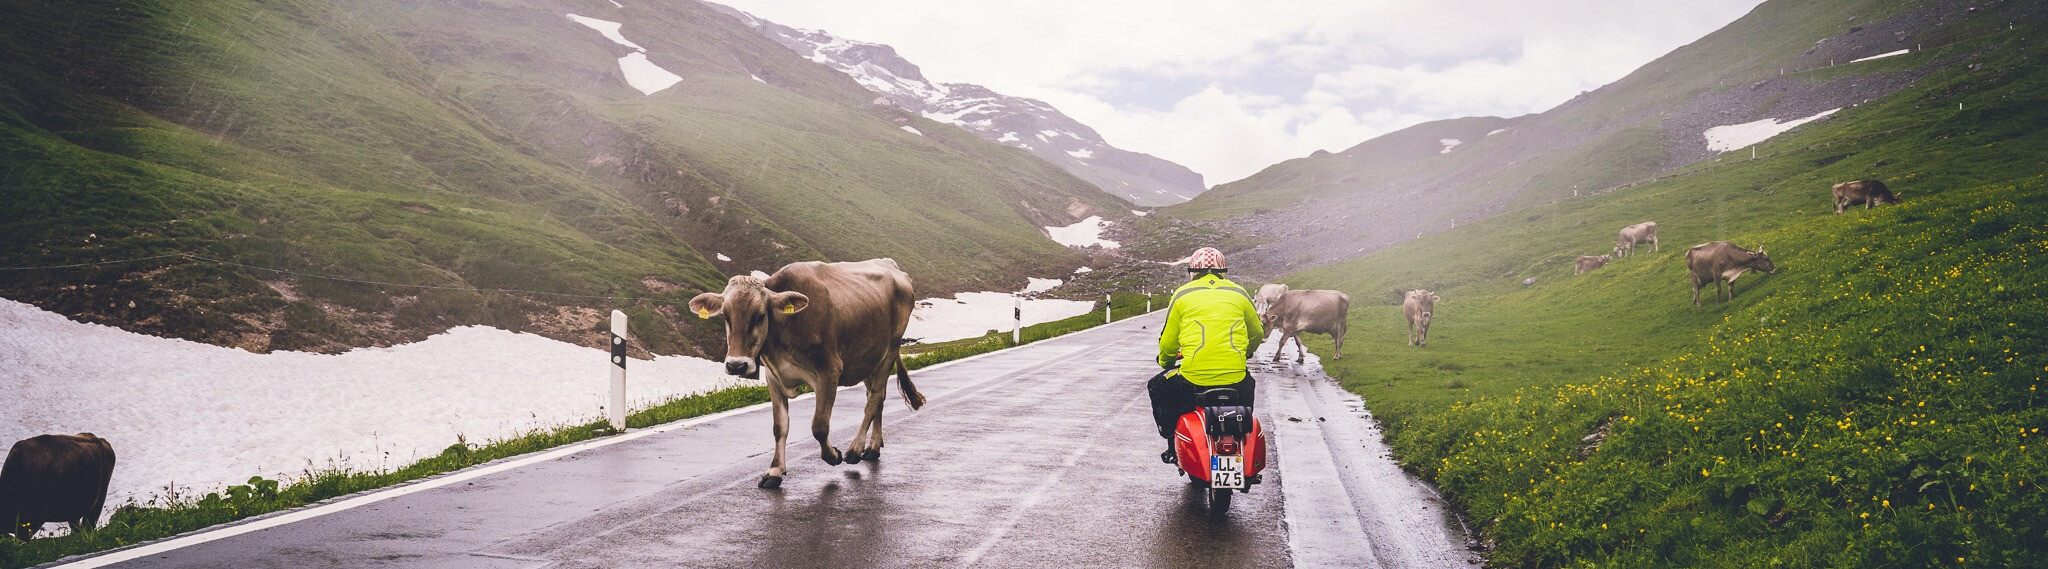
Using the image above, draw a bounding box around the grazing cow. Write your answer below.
[1575,255,1613,275]
[1262,289,1349,363]
[689,259,926,489]
[1685,242,1777,306]
[1614,222,1659,258]
[1403,290,1440,347]
[1252,284,1290,315]
[2,433,116,541]
[1832,179,1899,213]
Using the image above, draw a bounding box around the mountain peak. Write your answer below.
[706,2,1206,206]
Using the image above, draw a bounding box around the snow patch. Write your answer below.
[565,14,645,52]
[715,253,732,262]
[1703,108,1840,152]
[1021,278,1061,294]
[1043,216,1119,249]
[0,298,739,511]
[1851,49,1909,63]
[997,132,1020,143]
[900,125,923,136]
[608,0,623,7]
[1066,149,1094,159]
[906,293,1093,344]
[750,74,765,83]
[1131,210,1149,217]
[1487,128,1509,137]
[617,52,682,95]
[1439,138,1462,154]
[1073,266,1093,273]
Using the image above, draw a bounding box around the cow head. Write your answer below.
[1751,246,1777,273]
[689,275,809,379]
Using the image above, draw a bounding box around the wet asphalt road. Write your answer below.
[60,312,1477,568]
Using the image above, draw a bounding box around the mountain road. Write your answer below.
[55,312,1477,568]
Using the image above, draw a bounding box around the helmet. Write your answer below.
[1188,247,1226,270]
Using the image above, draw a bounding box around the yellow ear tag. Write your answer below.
[781,305,797,315]
[696,308,711,319]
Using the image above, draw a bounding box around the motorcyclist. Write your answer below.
[1148,246,1263,463]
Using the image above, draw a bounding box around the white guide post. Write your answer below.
[1146,291,1152,313]
[1012,298,1022,344]
[608,310,628,432]
[1105,293,1112,323]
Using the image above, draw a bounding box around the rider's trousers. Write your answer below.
[1146,370,1256,438]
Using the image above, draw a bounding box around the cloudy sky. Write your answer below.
[711,0,1765,185]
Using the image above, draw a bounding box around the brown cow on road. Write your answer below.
[690,259,926,489]
[1403,290,1440,347]
[1685,242,1777,306]
[2,433,115,541]
[1262,289,1348,363]
[1614,222,1659,258]
[1832,179,1899,213]
[1575,255,1613,275]
[1252,284,1289,315]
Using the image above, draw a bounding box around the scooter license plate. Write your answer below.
[1210,455,1244,489]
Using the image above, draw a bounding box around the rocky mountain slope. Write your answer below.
[0,0,1130,354]
[1174,0,2020,278]
[707,2,1208,207]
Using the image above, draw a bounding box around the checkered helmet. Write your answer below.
[1188,247,1226,270]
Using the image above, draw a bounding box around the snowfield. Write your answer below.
[0,299,739,511]
[1044,215,1120,249]
[565,14,645,51]
[1851,49,1909,63]
[900,125,924,136]
[1703,108,1840,152]
[617,52,683,95]
[1022,277,1062,294]
[565,14,682,96]
[1066,149,1094,159]
[1439,138,1462,154]
[905,292,1093,344]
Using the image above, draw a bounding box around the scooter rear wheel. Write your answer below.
[1208,487,1233,517]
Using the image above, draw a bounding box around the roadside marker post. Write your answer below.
[609,310,628,431]
[1105,293,1112,324]
[1146,291,1152,313]
[1013,298,1022,344]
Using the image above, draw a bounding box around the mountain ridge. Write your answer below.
[705,1,1208,207]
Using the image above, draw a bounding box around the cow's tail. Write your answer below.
[894,357,927,410]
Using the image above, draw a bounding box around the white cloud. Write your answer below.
[712,0,1763,184]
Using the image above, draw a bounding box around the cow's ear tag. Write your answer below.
[696,308,712,319]
[781,304,797,315]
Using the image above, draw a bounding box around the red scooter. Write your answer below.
[1169,386,1267,517]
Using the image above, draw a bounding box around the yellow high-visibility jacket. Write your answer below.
[1158,274,1263,386]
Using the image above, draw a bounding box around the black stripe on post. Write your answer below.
[611,333,627,369]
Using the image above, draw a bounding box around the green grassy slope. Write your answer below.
[0,0,1128,352]
[1275,12,2047,566]
[0,0,722,352]
[334,0,1128,292]
[1169,0,1970,226]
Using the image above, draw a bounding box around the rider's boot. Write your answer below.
[1159,427,1177,464]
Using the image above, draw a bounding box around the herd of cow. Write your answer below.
[1577,179,1894,305]
[0,180,1900,543]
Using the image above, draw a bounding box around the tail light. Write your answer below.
[1217,435,1238,455]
